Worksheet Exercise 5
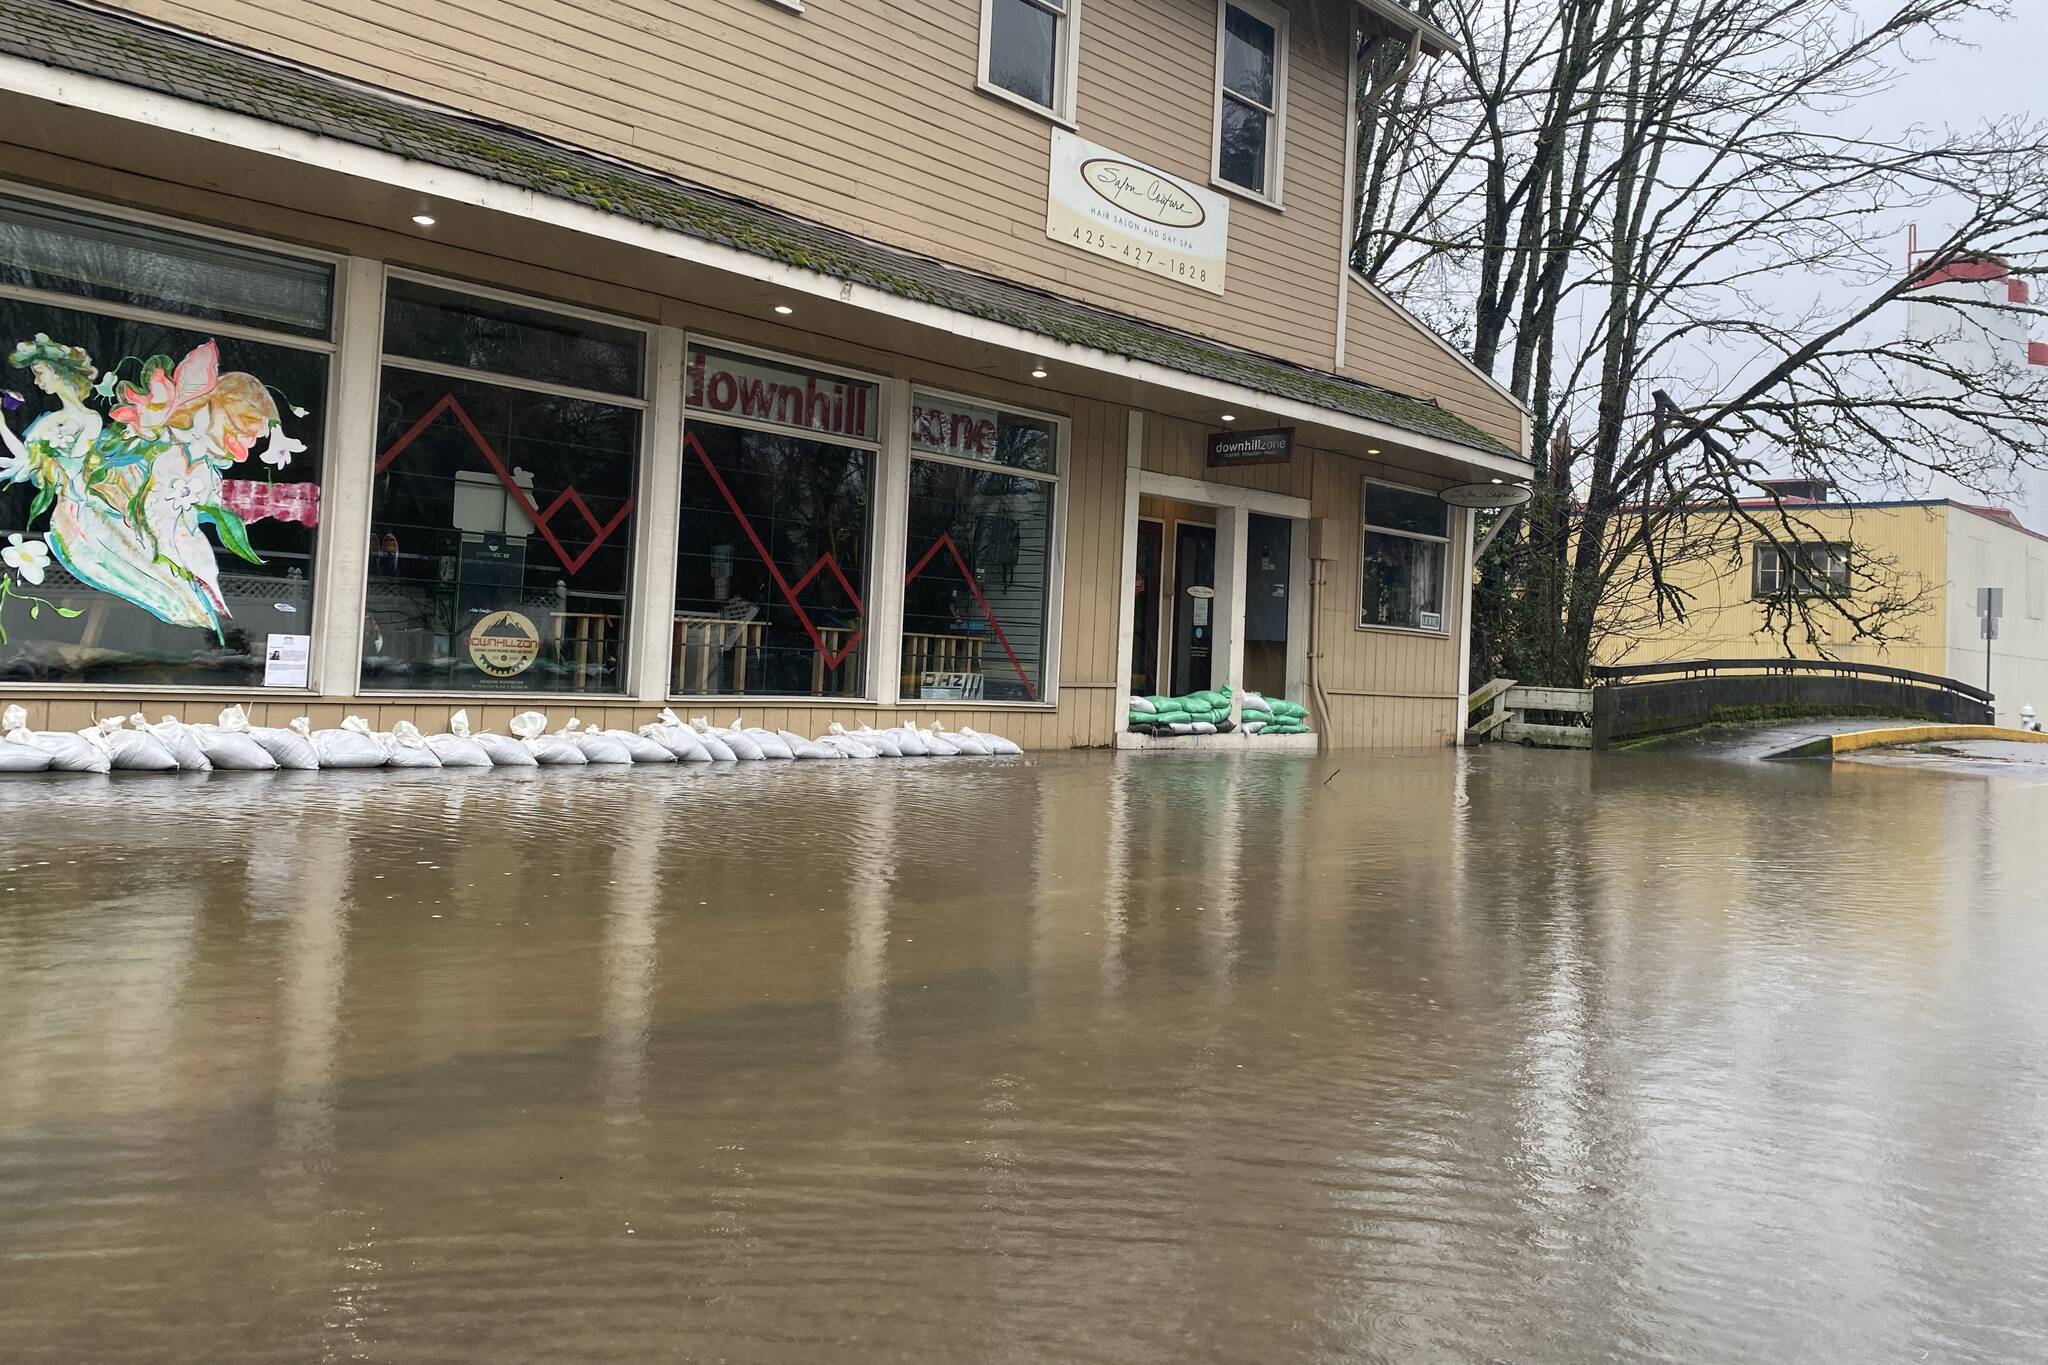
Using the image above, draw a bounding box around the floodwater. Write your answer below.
[2,749,2045,1364]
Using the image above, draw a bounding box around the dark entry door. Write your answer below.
[1171,523,1217,696]
[1131,520,1164,696]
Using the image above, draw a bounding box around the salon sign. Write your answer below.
[1047,130,1229,296]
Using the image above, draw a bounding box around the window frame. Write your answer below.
[1210,0,1290,208]
[1359,475,1452,637]
[977,0,1083,129]
[0,178,345,696]
[676,333,891,703]
[902,384,1068,709]
[1751,541,1851,600]
[361,265,657,700]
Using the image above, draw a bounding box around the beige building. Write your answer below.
[0,0,1529,748]
[1599,494,2048,724]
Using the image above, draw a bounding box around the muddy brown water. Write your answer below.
[2,749,2045,1363]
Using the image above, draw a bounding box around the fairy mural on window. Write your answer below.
[0,194,334,687]
[0,334,310,638]
[0,310,329,686]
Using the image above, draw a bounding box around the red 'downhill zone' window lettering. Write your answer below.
[686,349,875,442]
[912,403,999,459]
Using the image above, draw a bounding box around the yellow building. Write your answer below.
[0,0,1530,750]
[1598,489,2048,723]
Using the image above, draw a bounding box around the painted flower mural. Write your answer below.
[0,335,309,641]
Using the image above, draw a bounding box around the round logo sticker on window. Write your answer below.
[468,610,541,679]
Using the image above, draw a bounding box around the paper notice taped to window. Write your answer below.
[263,633,311,687]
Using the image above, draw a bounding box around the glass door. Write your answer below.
[1170,522,1217,696]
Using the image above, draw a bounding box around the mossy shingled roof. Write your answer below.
[5,0,1516,458]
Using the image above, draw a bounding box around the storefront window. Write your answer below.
[0,195,332,687]
[676,345,877,697]
[364,278,645,694]
[1361,479,1449,632]
[902,393,1059,703]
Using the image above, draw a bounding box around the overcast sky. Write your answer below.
[1871,2,2041,170]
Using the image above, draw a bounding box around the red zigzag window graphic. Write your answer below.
[375,405,1033,695]
[684,430,866,671]
[375,394,634,575]
[904,532,1039,701]
[685,432,1036,697]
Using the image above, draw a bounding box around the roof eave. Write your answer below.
[1354,0,1456,59]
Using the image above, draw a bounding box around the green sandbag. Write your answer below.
[1189,689,1232,709]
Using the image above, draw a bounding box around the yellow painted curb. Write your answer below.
[1829,724,2048,755]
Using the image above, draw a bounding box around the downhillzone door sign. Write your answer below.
[1047,130,1230,296]
[1207,426,1294,467]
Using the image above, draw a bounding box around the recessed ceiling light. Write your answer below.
[1030,366,1048,379]
[1220,413,1237,422]
[773,304,794,316]
[1367,447,1381,455]
[411,213,436,228]
[1490,478,1504,485]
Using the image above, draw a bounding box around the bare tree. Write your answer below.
[1353,0,2048,685]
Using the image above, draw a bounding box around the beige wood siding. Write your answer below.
[1137,416,1466,747]
[1307,447,1465,748]
[1341,277,1525,450]
[106,0,1358,375]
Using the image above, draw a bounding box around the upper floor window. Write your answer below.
[1753,543,1850,599]
[980,0,1079,124]
[1213,0,1288,202]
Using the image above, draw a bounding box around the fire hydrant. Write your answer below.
[2022,704,2042,733]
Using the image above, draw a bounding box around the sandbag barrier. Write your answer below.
[0,704,1023,775]
[1126,687,1311,737]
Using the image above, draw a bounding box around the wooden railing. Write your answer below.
[1468,678,1594,749]
[1590,657,1993,704]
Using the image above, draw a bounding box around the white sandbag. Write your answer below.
[739,724,795,760]
[603,727,675,763]
[640,720,711,761]
[890,725,932,757]
[188,710,278,771]
[719,728,767,762]
[1128,694,1157,714]
[1191,721,1218,735]
[1239,690,1272,715]
[961,726,1023,756]
[210,706,317,770]
[472,732,540,767]
[691,717,762,761]
[1167,722,1197,735]
[777,728,839,759]
[557,718,633,764]
[853,725,903,758]
[824,724,879,758]
[0,707,57,771]
[136,714,212,771]
[919,727,962,756]
[935,726,992,756]
[691,726,738,762]
[299,716,386,769]
[378,721,444,769]
[424,710,496,768]
[1242,718,1267,734]
[92,716,178,771]
[510,711,587,765]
